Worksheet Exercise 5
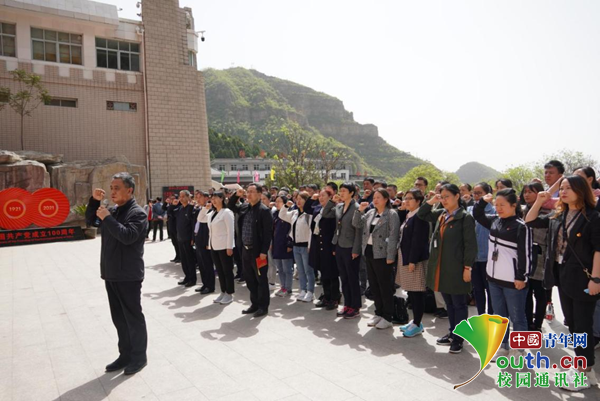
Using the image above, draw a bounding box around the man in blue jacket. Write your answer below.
[86,172,149,376]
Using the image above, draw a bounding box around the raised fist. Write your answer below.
[483,193,494,204]
[359,202,369,212]
[92,188,106,201]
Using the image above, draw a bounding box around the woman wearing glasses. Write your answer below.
[417,184,477,354]
[396,189,430,337]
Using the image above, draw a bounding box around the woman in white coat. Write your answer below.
[198,192,236,305]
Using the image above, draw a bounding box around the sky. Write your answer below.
[107,0,600,173]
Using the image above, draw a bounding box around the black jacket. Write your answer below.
[527,207,600,302]
[176,203,195,242]
[86,197,148,282]
[166,203,180,233]
[228,194,273,258]
[399,211,430,266]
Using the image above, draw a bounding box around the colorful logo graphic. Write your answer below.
[0,188,70,230]
[452,314,509,389]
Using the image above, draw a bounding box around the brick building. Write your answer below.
[0,0,211,197]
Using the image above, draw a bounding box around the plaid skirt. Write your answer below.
[396,255,428,292]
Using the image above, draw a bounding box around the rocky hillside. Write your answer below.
[204,68,425,179]
[456,161,501,184]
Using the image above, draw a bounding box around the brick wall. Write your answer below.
[142,0,212,196]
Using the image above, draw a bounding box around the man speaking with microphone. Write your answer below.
[86,172,149,375]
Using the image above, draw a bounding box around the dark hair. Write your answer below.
[389,184,398,191]
[407,188,424,206]
[496,188,523,218]
[439,184,465,208]
[112,172,135,191]
[544,160,565,174]
[307,184,319,191]
[261,192,270,199]
[326,181,338,193]
[474,182,493,194]
[574,166,600,189]
[212,191,225,199]
[270,186,279,190]
[372,188,391,209]
[276,195,288,204]
[519,181,545,205]
[180,189,191,198]
[554,175,597,218]
[340,182,357,196]
[495,178,513,189]
[247,183,261,192]
[363,177,375,184]
[374,180,388,189]
[156,196,162,202]
[460,183,472,191]
[416,176,428,186]
[261,185,269,192]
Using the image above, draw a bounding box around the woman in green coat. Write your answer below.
[417,184,477,354]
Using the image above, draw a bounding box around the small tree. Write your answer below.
[0,86,9,111]
[7,69,51,150]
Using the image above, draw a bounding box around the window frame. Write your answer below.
[0,22,17,58]
[95,37,141,72]
[31,27,82,65]
[106,101,137,112]
[44,97,78,108]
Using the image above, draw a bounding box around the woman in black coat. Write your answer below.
[309,190,340,310]
[526,175,600,391]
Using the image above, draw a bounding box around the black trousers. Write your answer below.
[212,249,235,294]
[233,235,243,277]
[365,246,395,322]
[170,228,180,260]
[558,287,596,367]
[472,261,493,315]
[526,278,547,330]
[242,247,270,310]
[409,291,425,326]
[195,246,215,291]
[105,280,147,363]
[322,277,340,303]
[178,240,196,284]
[152,219,164,241]
[335,245,362,310]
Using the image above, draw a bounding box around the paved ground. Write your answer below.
[0,236,598,401]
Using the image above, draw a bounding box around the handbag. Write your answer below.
[391,296,409,324]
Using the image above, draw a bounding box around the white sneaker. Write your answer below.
[491,348,510,362]
[296,290,307,301]
[375,318,393,330]
[367,316,383,327]
[213,293,225,303]
[557,368,597,391]
[220,294,233,305]
[269,283,277,290]
[302,292,314,303]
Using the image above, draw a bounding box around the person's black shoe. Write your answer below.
[325,301,338,311]
[105,358,129,372]
[236,277,245,283]
[184,282,196,288]
[242,307,259,315]
[436,333,453,346]
[174,259,181,264]
[200,288,214,295]
[124,360,147,375]
[253,309,268,318]
[195,286,206,293]
[177,280,187,285]
[170,258,178,262]
[315,299,327,308]
[449,342,463,354]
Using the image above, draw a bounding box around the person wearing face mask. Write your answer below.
[526,175,600,391]
[474,189,533,360]
[467,182,495,316]
[353,188,400,329]
[272,195,295,297]
[417,184,477,354]
[310,189,341,310]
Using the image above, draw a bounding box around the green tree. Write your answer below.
[500,165,538,192]
[395,164,459,193]
[6,69,51,150]
[0,86,9,111]
[539,150,598,174]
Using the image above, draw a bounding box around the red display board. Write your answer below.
[0,188,71,230]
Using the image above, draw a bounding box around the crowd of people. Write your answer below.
[104,159,600,390]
